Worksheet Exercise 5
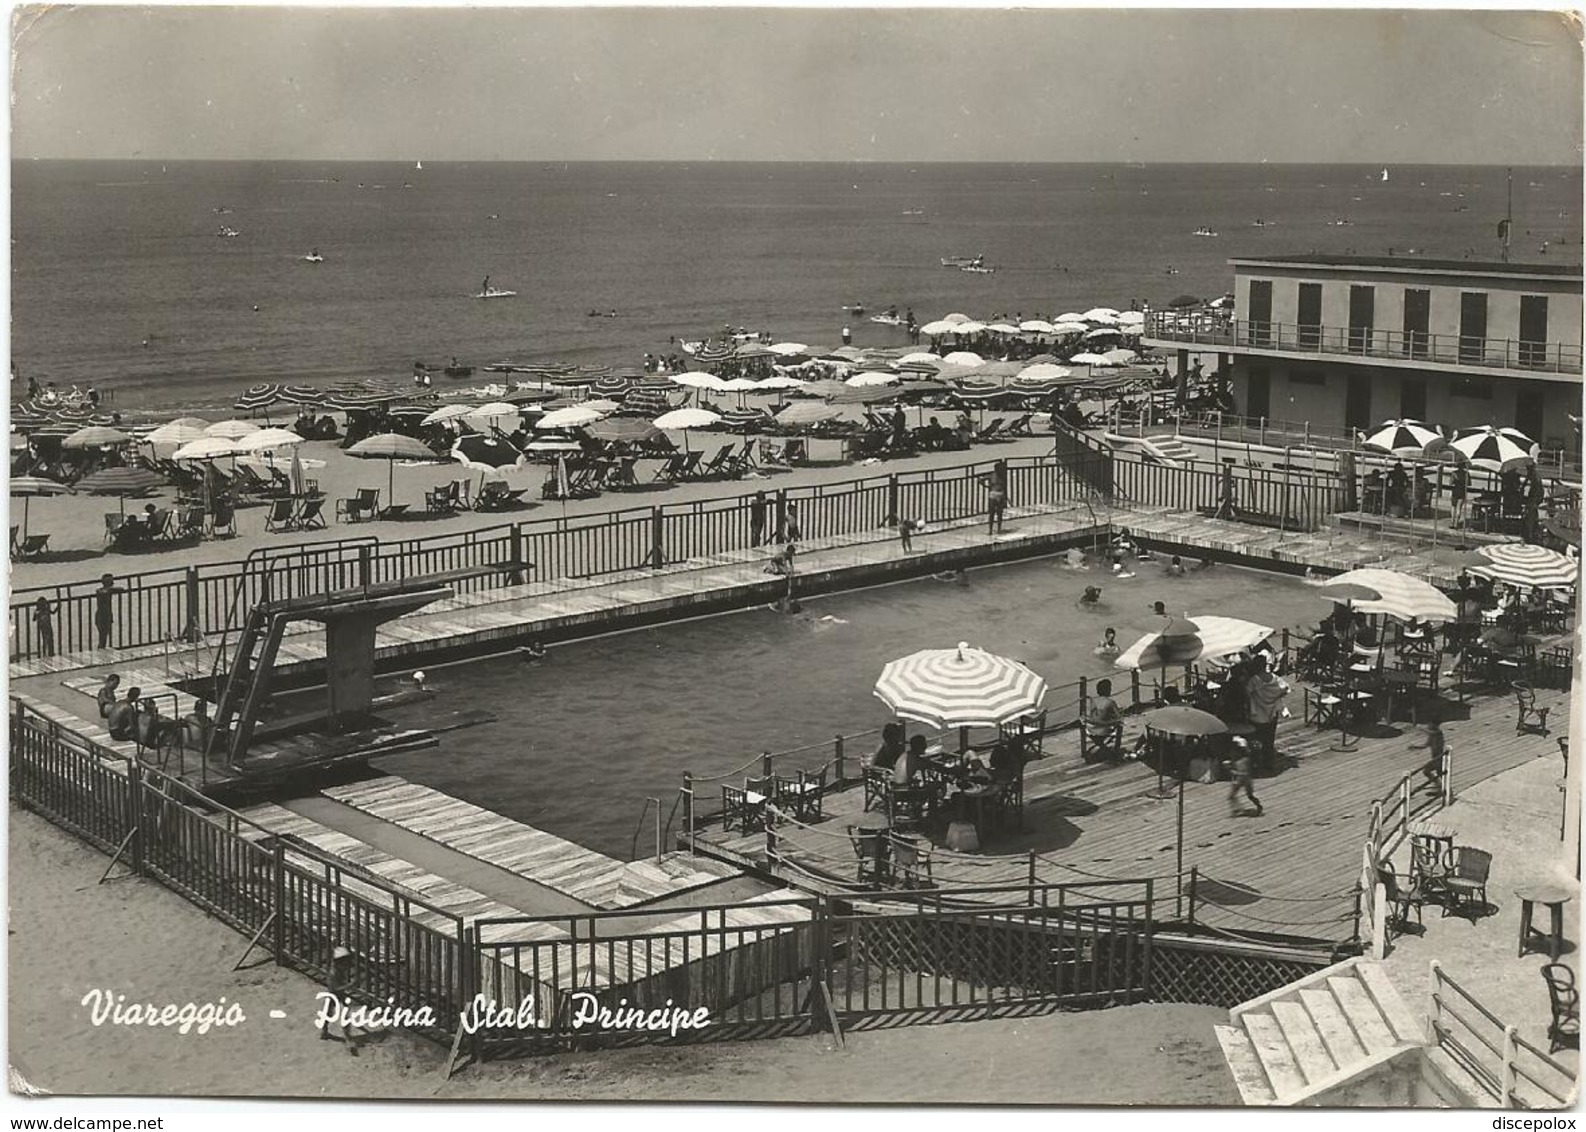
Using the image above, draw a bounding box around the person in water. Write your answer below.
[1079,586,1103,608]
[1151,601,1168,617]
[1166,555,1185,576]
[1095,627,1119,655]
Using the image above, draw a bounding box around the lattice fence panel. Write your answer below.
[1146,942,1329,1008]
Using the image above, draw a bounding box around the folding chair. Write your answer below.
[699,444,736,478]
[210,500,237,538]
[1080,719,1124,761]
[889,833,934,889]
[848,825,887,886]
[720,783,767,834]
[103,512,127,547]
[862,765,892,812]
[886,785,935,834]
[1304,685,1343,728]
[16,534,50,559]
[337,487,380,522]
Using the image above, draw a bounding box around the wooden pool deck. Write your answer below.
[684,678,1572,943]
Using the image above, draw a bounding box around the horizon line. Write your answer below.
[12,157,1583,168]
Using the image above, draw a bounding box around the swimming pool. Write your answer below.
[367,554,1329,858]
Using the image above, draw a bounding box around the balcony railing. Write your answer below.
[1145,312,1583,376]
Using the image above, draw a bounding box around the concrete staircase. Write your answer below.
[1215,957,1433,1106]
[1139,435,1196,467]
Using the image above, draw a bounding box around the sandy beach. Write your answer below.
[11,424,1055,591]
[8,807,1235,1105]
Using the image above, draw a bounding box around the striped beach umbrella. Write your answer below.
[590,375,633,399]
[75,466,165,515]
[1324,568,1457,622]
[235,382,283,412]
[1470,543,1579,591]
[1116,615,1274,671]
[874,642,1048,729]
[1449,426,1538,473]
[236,427,305,453]
[281,385,325,406]
[143,422,207,447]
[205,419,258,441]
[586,417,661,445]
[1360,419,1443,456]
[10,406,50,429]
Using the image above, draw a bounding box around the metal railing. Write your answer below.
[1429,960,1576,1108]
[1145,312,1584,375]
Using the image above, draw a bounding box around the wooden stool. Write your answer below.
[1517,881,1577,962]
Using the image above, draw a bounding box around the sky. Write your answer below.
[9,6,1583,164]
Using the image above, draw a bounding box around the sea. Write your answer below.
[10,161,1582,414]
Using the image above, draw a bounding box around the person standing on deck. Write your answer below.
[748,491,768,548]
[94,574,122,650]
[31,597,56,657]
[1524,466,1546,543]
[1244,653,1289,773]
[984,466,1008,535]
[782,500,802,542]
[1450,465,1469,528]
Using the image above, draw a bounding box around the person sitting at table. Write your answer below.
[893,734,929,786]
[1086,678,1124,755]
[1385,460,1409,515]
[920,416,948,451]
[106,686,141,741]
[870,722,905,771]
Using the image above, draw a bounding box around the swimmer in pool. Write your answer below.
[1166,555,1185,576]
[933,568,969,585]
[1079,586,1103,608]
[1151,601,1168,617]
[1094,627,1119,656]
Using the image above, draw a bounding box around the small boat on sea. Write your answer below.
[870,314,906,326]
[842,303,867,315]
[1192,226,1218,237]
[302,251,324,263]
[901,208,925,216]
[475,289,517,300]
[444,362,474,378]
[960,264,996,274]
[416,160,424,171]
[1381,167,1389,182]
[1330,218,1354,227]
[940,255,984,268]
[217,226,241,238]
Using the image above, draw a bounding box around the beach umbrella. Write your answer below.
[348,432,439,504]
[1322,568,1456,622]
[421,404,480,426]
[1166,295,1202,310]
[757,375,807,390]
[1448,426,1538,473]
[940,313,974,325]
[1083,326,1124,341]
[942,351,985,367]
[143,422,207,447]
[1116,310,1146,325]
[1116,615,1273,671]
[873,641,1048,730]
[733,344,775,360]
[952,321,987,335]
[525,437,583,455]
[845,371,900,387]
[654,407,721,451]
[898,352,941,365]
[168,417,210,430]
[1052,321,1090,335]
[204,419,258,441]
[1360,419,1444,456]
[9,475,72,538]
[1101,348,1139,365]
[893,361,943,376]
[586,417,661,445]
[1470,544,1580,591]
[775,402,843,428]
[920,320,959,336]
[75,466,165,515]
[1082,307,1121,323]
[671,372,727,392]
[1070,352,1110,366]
[1142,706,1228,738]
[236,428,304,453]
[281,385,325,406]
[452,433,525,475]
[832,385,905,405]
[503,387,560,405]
[173,436,242,462]
[767,342,810,357]
[62,425,132,449]
[1019,320,1057,334]
[1017,363,1074,382]
[467,401,520,423]
[985,323,1022,335]
[1054,312,1086,324]
[536,405,608,430]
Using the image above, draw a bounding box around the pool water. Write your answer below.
[369,554,1329,858]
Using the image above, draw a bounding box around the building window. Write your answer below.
[1297,283,1323,349]
[1289,370,1326,386]
[1450,376,1493,400]
[1348,286,1374,354]
[1247,280,1272,347]
[1519,295,1549,368]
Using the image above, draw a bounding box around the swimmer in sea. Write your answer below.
[1094,627,1119,656]
[1079,586,1103,609]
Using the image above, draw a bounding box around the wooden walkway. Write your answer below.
[322,776,734,910]
[688,679,1571,943]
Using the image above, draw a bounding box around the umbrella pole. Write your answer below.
[1175,766,1186,918]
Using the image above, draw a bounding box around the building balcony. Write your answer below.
[1143,312,1583,379]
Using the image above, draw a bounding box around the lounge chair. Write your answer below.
[210,500,237,538]
[15,533,50,559]
[673,451,703,481]
[1003,413,1034,436]
[145,509,173,542]
[336,487,380,523]
[973,418,1006,443]
[263,497,296,532]
[699,444,738,479]
[176,506,206,540]
[848,825,887,885]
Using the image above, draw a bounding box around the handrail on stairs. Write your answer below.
[630,796,662,862]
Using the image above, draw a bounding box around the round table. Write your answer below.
[1516,879,1578,962]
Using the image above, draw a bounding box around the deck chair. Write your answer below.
[103,512,127,546]
[1441,846,1492,922]
[863,765,892,812]
[758,438,794,471]
[176,506,206,540]
[337,487,380,522]
[146,509,173,542]
[1543,964,1580,1053]
[653,453,689,483]
[1514,682,1551,736]
[15,534,50,559]
[699,444,737,478]
[1080,718,1124,761]
[772,765,826,823]
[848,825,887,885]
[1348,642,1384,676]
[720,783,767,834]
[886,784,935,834]
[210,500,237,537]
[973,418,1006,443]
[889,833,934,889]
[295,496,327,530]
[1003,413,1033,436]
[263,497,296,532]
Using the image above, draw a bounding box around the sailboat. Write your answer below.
[415,160,424,171]
[1380,167,1389,182]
